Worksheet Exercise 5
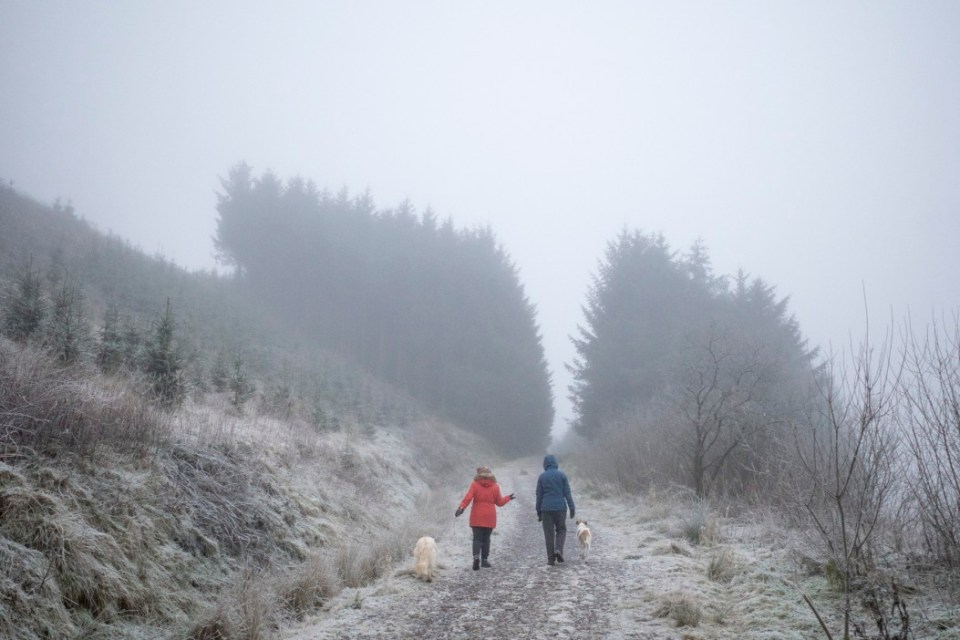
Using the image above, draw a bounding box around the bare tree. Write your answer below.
[674,325,774,497]
[901,314,960,568]
[791,322,902,639]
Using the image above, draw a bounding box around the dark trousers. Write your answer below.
[471,526,492,559]
[541,510,567,560]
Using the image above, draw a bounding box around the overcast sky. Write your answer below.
[2,1,958,436]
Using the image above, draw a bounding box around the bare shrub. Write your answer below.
[655,591,702,627]
[0,338,169,458]
[789,321,902,640]
[854,579,911,640]
[578,404,679,493]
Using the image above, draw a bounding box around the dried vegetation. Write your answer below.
[0,338,481,639]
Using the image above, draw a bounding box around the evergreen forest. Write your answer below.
[0,175,554,454]
[214,164,553,454]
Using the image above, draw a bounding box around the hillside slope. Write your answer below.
[0,185,500,638]
[0,338,491,639]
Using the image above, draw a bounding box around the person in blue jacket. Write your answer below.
[536,454,575,565]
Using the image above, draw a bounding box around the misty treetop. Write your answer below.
[214,163,553,454]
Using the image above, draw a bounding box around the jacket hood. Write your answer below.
[474,467,497,484]
[543,454,558,470]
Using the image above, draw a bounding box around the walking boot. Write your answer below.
[555,552,564,563]
[473,558,480,571]
[481,559,492,568]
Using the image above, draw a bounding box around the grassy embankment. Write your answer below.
[1,337,489,639]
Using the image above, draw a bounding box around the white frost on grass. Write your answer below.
[283,458,959,640]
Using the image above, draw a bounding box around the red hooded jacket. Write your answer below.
[458,472,511,528]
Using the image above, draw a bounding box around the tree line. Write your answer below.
[214,164,553,454]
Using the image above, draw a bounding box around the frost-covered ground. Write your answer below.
[284,459,959,640]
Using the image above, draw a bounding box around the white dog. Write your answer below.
[575,519,592,562]
[412,536,438,582]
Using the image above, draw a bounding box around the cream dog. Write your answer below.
[575,519,592,562]
[412,536,438,582]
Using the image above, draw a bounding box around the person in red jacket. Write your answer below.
[455,466,515,570]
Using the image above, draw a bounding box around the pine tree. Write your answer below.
[144,299,184,407]
[96,304,124,373]
[210,351,229,392]
[228,354,253,413]
[2,260,46,343]
[569,230,695,438]
[121,319,142,370]
[47,278,88,365]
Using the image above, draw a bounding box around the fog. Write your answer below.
[2,1,958,437]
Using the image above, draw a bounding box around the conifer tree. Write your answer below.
[144,299,184,407]
[228,354,252,413]
[2,260,46,343]
[210,351,229,392]
[569,230,695,438]
[96,304,124,373]
[47,278,88,365]
[121,319,142,370]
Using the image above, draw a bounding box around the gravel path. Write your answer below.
[285,461,657,640]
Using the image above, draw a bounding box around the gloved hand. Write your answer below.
[455,507,464,518]
[569,508,575,519]
[508,493,515,500]
[537,512,542,522]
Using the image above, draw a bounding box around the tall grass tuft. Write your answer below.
[681,499,720,545]
[706,549,740,583]
[277,554,340,621]
[655,591,703,627]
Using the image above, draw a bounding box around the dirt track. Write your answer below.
[285,460,659,640]
[283,461,855,640]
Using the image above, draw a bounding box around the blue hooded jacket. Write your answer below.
[536,454,574,516]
